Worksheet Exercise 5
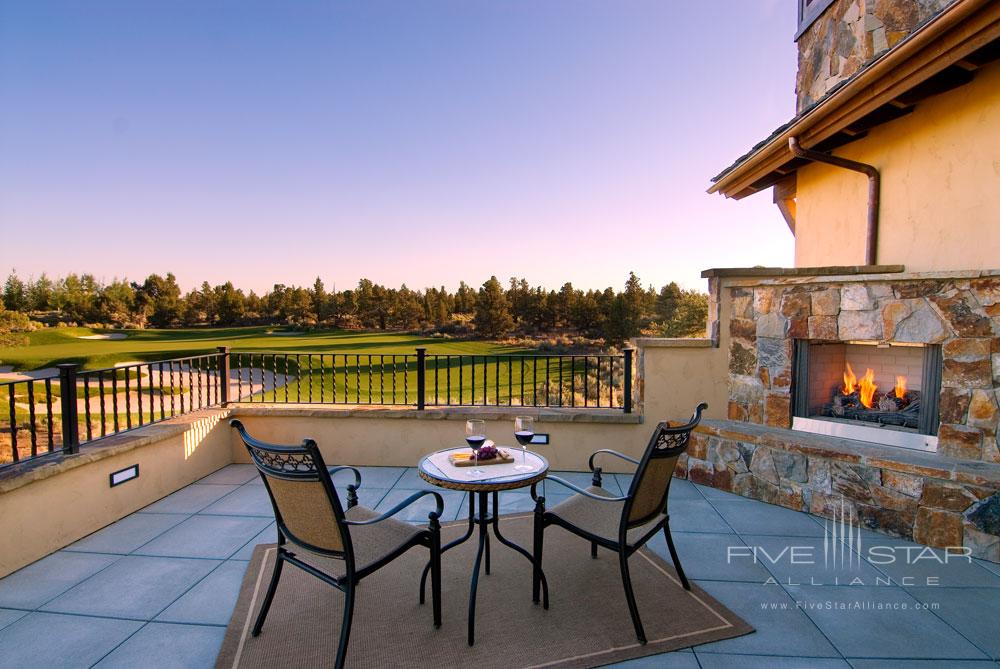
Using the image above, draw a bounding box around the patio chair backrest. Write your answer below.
[623,403,706,529]
[231,420,351,558]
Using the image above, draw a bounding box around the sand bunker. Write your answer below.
[79,333,128,340]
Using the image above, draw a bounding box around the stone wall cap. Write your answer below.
[701,265,905,279]
[707,268,1000,287]
[633,337,714,349]
[229,404,643,424]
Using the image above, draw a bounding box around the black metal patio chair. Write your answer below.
[230,419,443,669]
[529,403,707,644]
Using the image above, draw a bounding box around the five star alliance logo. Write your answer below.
[823,496,862,570]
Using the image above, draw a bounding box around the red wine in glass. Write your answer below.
[513,416,534,471]
[465,419,486,475]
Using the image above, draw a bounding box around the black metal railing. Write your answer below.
[227,348,633,411]
[1,349,228,469]
[2,346,632,469]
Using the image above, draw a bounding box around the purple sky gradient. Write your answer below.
[0,1,797,294]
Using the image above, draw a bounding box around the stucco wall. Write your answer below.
[0,411,231,577]
[794,59,1000,270]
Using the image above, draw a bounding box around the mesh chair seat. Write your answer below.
[293,506,425,579]
[548,487,665,547]
[345,506,425,574]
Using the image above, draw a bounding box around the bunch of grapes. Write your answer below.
[477,444,499,460]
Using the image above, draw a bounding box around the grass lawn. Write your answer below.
[0,326,529,371]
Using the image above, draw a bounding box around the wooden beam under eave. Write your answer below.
[773,174,797,234]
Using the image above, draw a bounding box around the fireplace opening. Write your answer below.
[792,341,941,452]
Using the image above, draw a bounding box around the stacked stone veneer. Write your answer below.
[680,273,1000,561]
[796,0,954,111]
[727,276,1000,462]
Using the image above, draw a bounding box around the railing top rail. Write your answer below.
[77,353,222,376]
[0,376,49,388]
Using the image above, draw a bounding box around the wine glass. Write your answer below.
[513,416,534,471]
[465,419,487,475]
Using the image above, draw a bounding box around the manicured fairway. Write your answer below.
[0,326,527,372]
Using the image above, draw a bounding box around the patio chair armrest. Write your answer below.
[588,449,639,472]
[540,475,629,502]
[343,490,444,525]
[327,465,362,489]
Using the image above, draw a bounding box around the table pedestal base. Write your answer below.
[419,490,549,645]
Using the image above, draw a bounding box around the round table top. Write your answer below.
[418,446,549,492]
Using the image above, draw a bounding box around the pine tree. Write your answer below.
[473,276,514,338]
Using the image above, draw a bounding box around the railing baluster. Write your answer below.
[434,356,439,405]
[7,385,17,462]
[583,356,589,408]
[380,355,386,404]
[508,357,513,406]
[446,355,451,405]
[148,364,156,423]
[168,362,176,417]
[98,373,106,437]
[623,347,633,413]
[495,356,500,406]
[572,357,579,406]
[318,354,325,403]
[595,357,601,408]
[27,381,37,457]
[533,358,538,406]
[45,378,54,451]
[558,357,563,406]
[112,371,120,431]
[519,357,524,406]
[459,355,464,405]
[156,363,164,420]
[306,355,312,403]
[83,375,93,441]
[545,356,550,407]
[126,367,134,428]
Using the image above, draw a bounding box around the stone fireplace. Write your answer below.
[792,340,941,451]
[679,267,1000,561]
[725,274,998,462]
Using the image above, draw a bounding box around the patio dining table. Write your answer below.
[417,446,551,646]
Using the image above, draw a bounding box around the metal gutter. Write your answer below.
[788,136,880,264]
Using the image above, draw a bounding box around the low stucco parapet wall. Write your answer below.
[0,409,233,577]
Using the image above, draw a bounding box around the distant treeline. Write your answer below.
[0,271,708,346]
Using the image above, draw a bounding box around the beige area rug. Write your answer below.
[217,514,752,668]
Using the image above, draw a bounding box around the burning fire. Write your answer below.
[842,363,857,395]
[894,375,907,399]
[858,368,877,409]
[841,362,908,408]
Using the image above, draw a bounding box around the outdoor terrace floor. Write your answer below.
[1,464,999,668]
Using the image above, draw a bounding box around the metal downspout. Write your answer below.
[788,136,881,265]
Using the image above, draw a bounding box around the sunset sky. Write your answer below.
[0,1,797,295]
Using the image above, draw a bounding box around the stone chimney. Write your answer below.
[795,0,956,112]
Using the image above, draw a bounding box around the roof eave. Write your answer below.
[709,0,1000,199]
